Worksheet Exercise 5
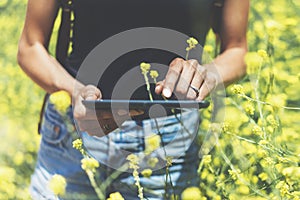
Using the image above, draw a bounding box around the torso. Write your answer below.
[66,0,214,99]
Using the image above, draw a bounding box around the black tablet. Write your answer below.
[82,99,210,110]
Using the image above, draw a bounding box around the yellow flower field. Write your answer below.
[0,0,299,199]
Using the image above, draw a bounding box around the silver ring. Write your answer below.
[189,85,200,97]
[103,124,110,131]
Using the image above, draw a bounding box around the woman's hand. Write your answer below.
[73,85,143,137]
[155,58,218,100]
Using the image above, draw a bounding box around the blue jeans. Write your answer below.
[30,100,201,199]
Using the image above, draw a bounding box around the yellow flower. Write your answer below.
[252,125,263,136]
[245,52,263,75]
[72,138,83,150]
[245,102,255,115]
[265,20,282,35]
[107,192,124,200]
[266,115,279,128]
[258,139,268,146]
[48,174,67,196]
[127,154,139,169]
[284,18,297,27]
[181,187,203,200]
[150,70,159,79]
[216,180,224,188]
[49,90,71,114]
[81,157,99,173]
[72,139,86,155]
[258,172,268,181]
[282,167,300,179]
[145,134,160,154]
[231,84,245,95]
[221,122,231,133]
[203,45,214,54]
[206,174,215,184]
[275,181,290,196]
[141,169,152,178]
[147,157,159,168]
[291,191,300,200]
[257,149,268,158]
[186,37,199,51]
[237,185,250,195]
[140,62,151,74]
[228,169,241,180]
[264,157,275,165]
[257,49,268,60]
[202,155,212,165]
[126,154,143,199]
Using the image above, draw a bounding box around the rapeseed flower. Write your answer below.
[252,125,263,136]
[203,45,213,54]
[181,187,204,200]
[48,174,67,196]
[107,192,124,200]
[49,90,71,114]
[245,102,255,115]
[258,172,268,181]
[186,37,199,51]
[126,154,143,200]
[147,157,159,168]
[140,62,151,75]
[231,84,245,95]
[81,157,99,173]
[202,155,212,165]
[141,169,152,178]
[145,134,160,154]
[149,70,159,79]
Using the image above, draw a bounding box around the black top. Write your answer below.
[65,0,214,99]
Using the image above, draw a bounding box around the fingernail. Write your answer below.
[163,88,172,98]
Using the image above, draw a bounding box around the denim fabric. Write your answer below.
[30,100,201,200]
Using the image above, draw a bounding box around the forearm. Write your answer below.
[17,42,84,95]
[207,46,247,88]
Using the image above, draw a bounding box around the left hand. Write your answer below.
[155,58,218,100]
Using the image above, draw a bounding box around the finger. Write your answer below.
[155,81,164,95]
[82,85,101,100]
[186,65,207,99]
[175,59,197,99]
[163,58,184,98]
[73,95,86,120]
[73,85,102,120]
[197,74,217,101]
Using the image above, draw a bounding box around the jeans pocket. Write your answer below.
[40,102,68,145]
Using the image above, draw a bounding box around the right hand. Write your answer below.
[73,85,143,137]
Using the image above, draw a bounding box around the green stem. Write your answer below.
[143,73,153,101]
[240,94,300,110]
[185,51,190,60]
[99,164,128,193]
[216,141,269,198]
[153,118,176,199]
[86,170,105,200]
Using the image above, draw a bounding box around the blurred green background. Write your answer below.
[1,0,300,199]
